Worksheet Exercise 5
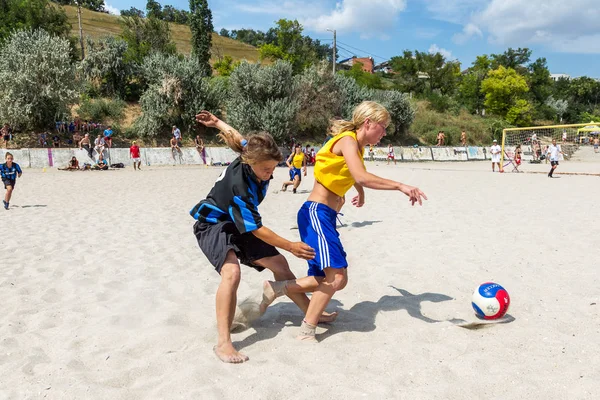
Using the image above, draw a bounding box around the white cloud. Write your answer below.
[452,23,482,44]
[305,0,407,38]
[423,0,487,24]
[428,44,453,60]
[236,0,325,15]
[456,0,600,53]
[235,0,407,38]
[414,28,441,39]
[104,3,120,15]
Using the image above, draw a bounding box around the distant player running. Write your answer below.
[387,143,396,165]
[190,111,335,363]
[547,138,563,178]
[1,152,22,210]
[261,101,427,342]
[281,144,307,193]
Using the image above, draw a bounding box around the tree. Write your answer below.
[294,63,342,136]
[480,66,529,118]
[390,51,425,94]
[0,0,71,42]
[505,99,533,127]
[146,0,162,19]
[340,62,383,89]
[389,50,459,95]
[219,28,230,38]
[545,96,569,122]
[0,29,78,129]
[161,5,176,22]
[457,55,490,114]
[373,90,415,137]
[528,57,552,105]
[227,61,297,142]
[82,36,132,98]
[135,53,225,136]
[174,9,190,24]
[120,15,177,65]
[189,0,213,76]
[491,48,532,72]
[54,0,106,12]
[120,7,145,18]
[258,19,326,73]
[213,55,238,76]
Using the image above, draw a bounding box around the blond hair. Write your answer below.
[218,129,282,165]
[330,101,390,136]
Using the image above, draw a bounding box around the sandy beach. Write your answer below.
[1,160,599,399]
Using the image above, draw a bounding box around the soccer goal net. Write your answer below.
[501,123,600,166]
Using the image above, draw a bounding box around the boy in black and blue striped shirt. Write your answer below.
[0,152,22,210]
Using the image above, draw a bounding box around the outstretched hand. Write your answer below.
[195,111,219,128]
[399,184,427,206]
[351,194,364,208]
[289,242,315,260]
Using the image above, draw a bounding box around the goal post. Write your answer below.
[501,122,600,166]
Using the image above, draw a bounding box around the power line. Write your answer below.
[336,40,388,61]
[335,44,357,58]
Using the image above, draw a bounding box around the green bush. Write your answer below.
[0,29,78,129]
[227,61,297,142]
[409,100,513,146]
[77,98,126,122]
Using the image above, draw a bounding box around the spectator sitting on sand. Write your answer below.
[59,156,80,171]
[95,153,109,170]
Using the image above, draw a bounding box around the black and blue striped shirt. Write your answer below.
[190,157,270,234]
[0,162,22,180]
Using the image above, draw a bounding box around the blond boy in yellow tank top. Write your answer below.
[261,101,427,341]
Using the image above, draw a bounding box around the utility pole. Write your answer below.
[327,29,336,74]
[77,1,85,60]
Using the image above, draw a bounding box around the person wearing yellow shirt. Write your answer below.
[260,101,427,342]
[281,144,307,194]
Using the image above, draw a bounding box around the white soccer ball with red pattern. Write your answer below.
[471,282,510,320]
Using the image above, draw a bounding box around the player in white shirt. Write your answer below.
[490,139,502,172]
[546,138,563,178]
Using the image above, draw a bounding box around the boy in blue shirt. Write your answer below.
[1,152,22,210]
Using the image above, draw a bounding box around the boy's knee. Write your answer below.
[220,260,241,286]
[326,271,347,292]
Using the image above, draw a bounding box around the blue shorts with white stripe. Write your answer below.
[297,201,348,277]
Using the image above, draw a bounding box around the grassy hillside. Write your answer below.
[62,5,261,63]
[409,100,509,146]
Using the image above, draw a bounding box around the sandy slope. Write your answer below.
[0,161,599,399]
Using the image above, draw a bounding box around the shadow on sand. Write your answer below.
[233,286,456,350]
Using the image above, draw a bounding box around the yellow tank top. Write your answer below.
[314,131,364,197]
[292,152,305,169]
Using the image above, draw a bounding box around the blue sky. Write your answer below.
[106,0,600,78]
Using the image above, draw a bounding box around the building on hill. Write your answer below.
[374,61,393,74]
[338,56,374,73]
[551,73,571,81]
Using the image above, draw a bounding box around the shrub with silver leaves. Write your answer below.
[334,74,414,137]
[82,36,133,98]
[226,61,298,142]
[0,29,78,129]
[133,53,225,137]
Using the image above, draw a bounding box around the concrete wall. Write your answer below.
[0,147,241,168]
[2,145,500,168]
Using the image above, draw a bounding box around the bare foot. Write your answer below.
[260,280,287,314]
[319,311,338,323]
[213,344,249,363]
[296,334,318,343]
